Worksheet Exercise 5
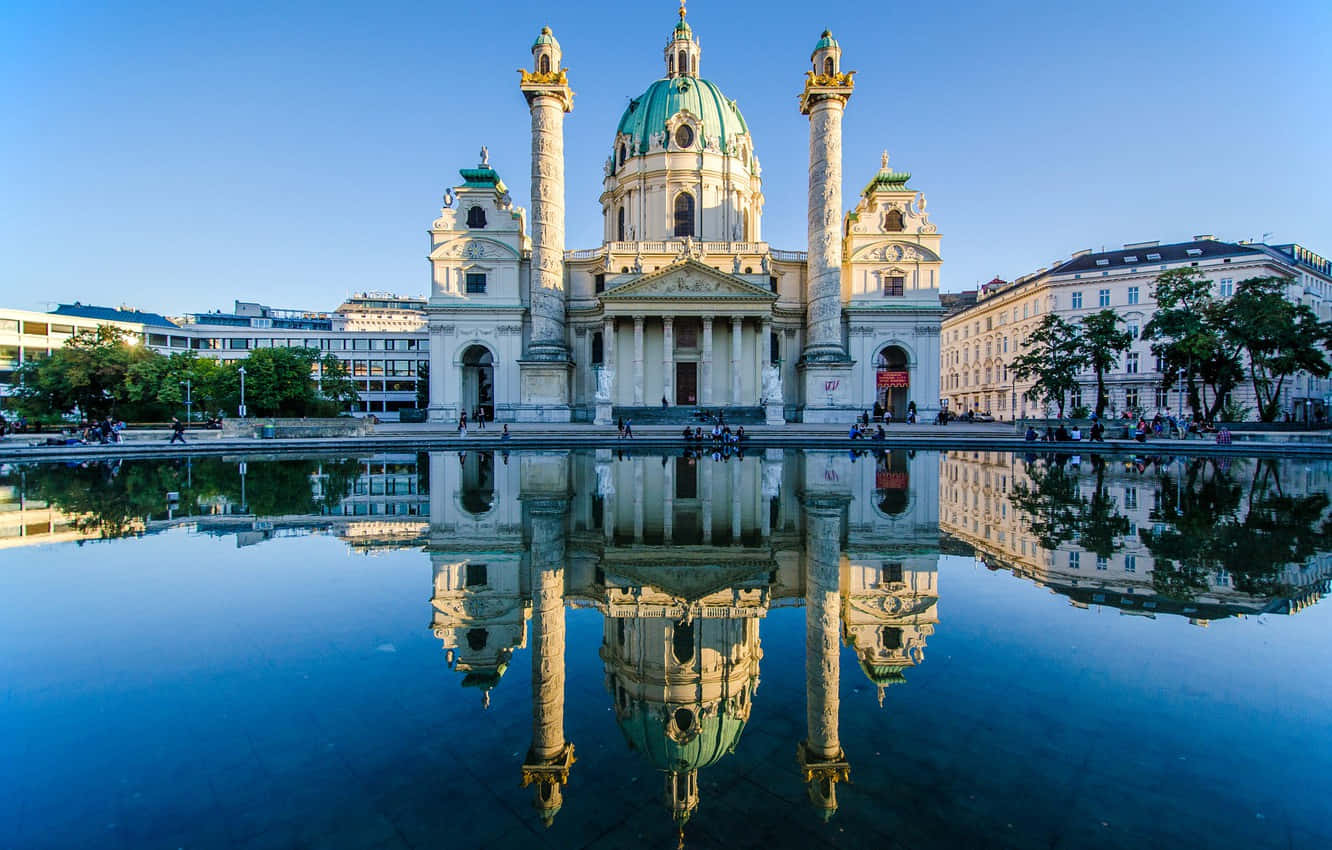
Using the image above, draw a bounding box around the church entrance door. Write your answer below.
[676,363,697,406]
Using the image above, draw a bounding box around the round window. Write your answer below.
[675,125,695,149]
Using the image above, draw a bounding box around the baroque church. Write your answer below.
[424,5,943,424]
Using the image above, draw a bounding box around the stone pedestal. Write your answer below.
[765,401,785,425]
[799,360,855,424]
[516,360,573,423]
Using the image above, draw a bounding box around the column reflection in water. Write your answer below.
[519,452,576,825]
[420,448,941,834]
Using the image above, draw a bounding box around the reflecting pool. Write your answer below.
[2,449,1331,849]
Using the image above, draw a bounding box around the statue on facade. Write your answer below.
[762,364,783,402]
[443,187,454,208]
[632,252,644,273]
[480,145,489,166]
[596,461,616,496]
[733,255,742,274]
[760,253,770,274]
[603,251,613,271]
[595,367,615,402]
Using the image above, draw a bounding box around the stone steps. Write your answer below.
[611,406,766,425]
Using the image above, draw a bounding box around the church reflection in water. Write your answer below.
[424,448,940,830]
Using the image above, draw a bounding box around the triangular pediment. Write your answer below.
[600,259,777,301]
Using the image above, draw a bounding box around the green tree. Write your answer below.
[1143,268,1242,421]
[1011,314,1085,418]
[316,354,358,409]
[125,351,226,421]
[416,362,429,409]
[1222,276,1331,421]
[10,326,157,420]
[212,347,351,417]
[1077,310,1134,418]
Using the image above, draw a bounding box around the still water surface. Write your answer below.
[2,449,1331,849]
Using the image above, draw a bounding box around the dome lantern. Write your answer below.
[811,29,841,77]
[664,0,701,79]
[531,25,562,76]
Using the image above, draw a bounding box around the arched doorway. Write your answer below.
[875,450,911,516]
[874,346,910,418]
[460,451,495,515]
[460,345,494,420]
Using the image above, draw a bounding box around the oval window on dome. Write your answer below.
[674,124,695,149]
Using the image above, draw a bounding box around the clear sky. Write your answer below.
[2,0,1328,316]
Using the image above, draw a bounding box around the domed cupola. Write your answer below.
[601,1,764,245]
[665,0,701,79]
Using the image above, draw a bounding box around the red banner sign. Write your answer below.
[877,370,910,389]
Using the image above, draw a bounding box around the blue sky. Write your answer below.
[2,0,1328,315]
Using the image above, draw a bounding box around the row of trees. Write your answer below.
[1011,270,1332,421]
[7,326,358,422]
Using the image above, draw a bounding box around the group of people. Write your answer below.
[0,414,30,435]
[457,407,491,437]
[869,401,919,425]
[848,422,888,441]
[682,422,746,444]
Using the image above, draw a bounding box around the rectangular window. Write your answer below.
[1071,387,1082,409]
[883,275,905,296]
[369,360,385,377]
[594,273,606,294]
[1125,387,1140,409]
[22,322,48,336]
[49,323,74,335]
[1023,303,1029,319]
[228,338,249,350]
[1124,487,1138,509]
[352,338,370,351]
[1155,387,1171,408]
[881,562,904,584]
[1128,286,1140,305]
[465,273,487,294]
[1096,556,1108,571]
[465,563,488,587]
[1127,323,1138,340]
[353,361,368,377]
[1125,555,1137,573]
[1219,278,1234,297]
[1069,551,1080,569]
[1098,289,1110,307]
[1126,353,1139,374]
[1071,291,1083,309]
[148,333,169,347]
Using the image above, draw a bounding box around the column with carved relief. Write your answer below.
[518,27,575,421]
[701,316,715,406]
[797,31,856,423]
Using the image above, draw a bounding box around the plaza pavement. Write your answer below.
[2,419,1330,463]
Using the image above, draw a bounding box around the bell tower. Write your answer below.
[664,0,701,79]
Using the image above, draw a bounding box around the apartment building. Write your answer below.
[941,238,1332,421]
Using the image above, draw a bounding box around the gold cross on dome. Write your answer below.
[679,0,687,20]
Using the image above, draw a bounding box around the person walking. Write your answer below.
[475,407,485,431]
[501,424,510,441]
[458,414,468,438]
[623,418,634,439]
[169,417,187,445]
[617,417,626,439]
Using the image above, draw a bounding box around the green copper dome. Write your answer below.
[532,26,557,48]
[617,701,748,773]
[615,76,750,158]
[811,30,839,58]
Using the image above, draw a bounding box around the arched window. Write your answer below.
[466,205,486,228]
[617,206,625,241]
[672,619,694,664]
[770,331,780,364]
[823,57,835,76]
[669,53,676,75]
[591,332,604,365]
[884,208,904,232]
[691,55,698,75]
[678,50,688,75]
[743,207,751,241]
[618,144,626,166]
[673,193,695,238]
[538,54,551,74]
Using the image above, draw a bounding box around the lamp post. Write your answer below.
[238,366,247,418]
[1176,367,1186,437]
[180,379,192,424]
[1010,369,1017,422]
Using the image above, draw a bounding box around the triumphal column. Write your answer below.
[798,31,856,423]
[518,28,575,421]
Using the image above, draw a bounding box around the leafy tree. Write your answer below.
[125,351,226,421]
[1010,456,1129,557]
[1011,314,1084,418]
[10,326,156,420]
[1143,268,1242,421]
[416,362,430,409]
[212,347,350,417]
[1077,310,1133,418]
[1222,276,1331,421]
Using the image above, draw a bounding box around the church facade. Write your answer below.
[425,8,943,424]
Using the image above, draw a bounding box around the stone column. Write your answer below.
[427,319,449,423]
[701,461,713,544]
[519,455,574,826]
[662,317,675,406]
[632,315,645,406]
[700,316,714,406]
[518,30,575,421]
[595,317,616,425]
[730,316,744,405]
[798,488,852,819]
[663,458,674,544]
[632,457,644,543]
[797,34,856,423]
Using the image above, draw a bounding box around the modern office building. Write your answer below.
[940,238,1332,421]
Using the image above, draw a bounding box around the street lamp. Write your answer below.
[237,366,247,418]
[179,379,192,424]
